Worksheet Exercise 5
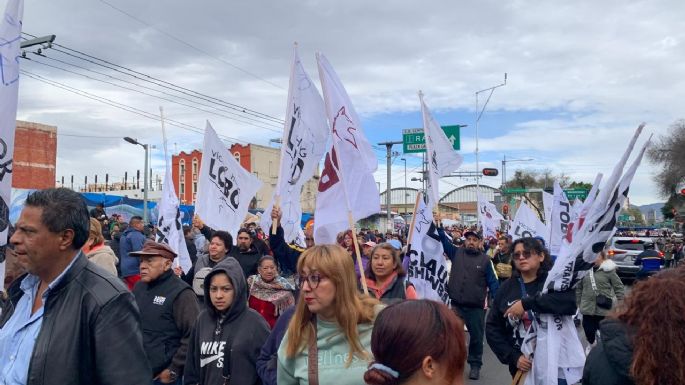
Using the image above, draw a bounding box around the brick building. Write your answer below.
[13,121,57,189]
[172,143,319,211]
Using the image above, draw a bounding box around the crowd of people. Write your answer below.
[1,187,684,385]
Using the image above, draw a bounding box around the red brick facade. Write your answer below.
[172,144,251,205]
[13,121,57,189]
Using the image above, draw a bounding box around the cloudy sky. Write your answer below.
[10,0,685,205]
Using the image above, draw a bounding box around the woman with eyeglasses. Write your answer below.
[248,255,297,328]
[486,237,577,379]
[277,245,382,385]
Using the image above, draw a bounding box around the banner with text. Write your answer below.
[196,121,262,238]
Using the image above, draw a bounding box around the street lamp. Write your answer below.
[401,158,407,214]
[124,137,150,224]
[501,155,534,189]
[475,73,507,224]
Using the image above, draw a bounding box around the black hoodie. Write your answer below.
[582,318,635,385]
[184,257,270,385]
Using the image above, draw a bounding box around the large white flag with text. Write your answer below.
[0,0,23,283]
[156,108,192,274]
[407,193,449,303]
[313,53,379,244]
[508,202,547,241]
[157,170,192,274]
[524,124,650,385]
[196,121,263,238]
[478,193,504,239]
[261,46,329,244]
[420,94,463,208]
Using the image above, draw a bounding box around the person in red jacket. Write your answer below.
[247,255,296,328]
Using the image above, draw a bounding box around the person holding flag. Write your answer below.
[438,228,499,380]
[486,238,577,380]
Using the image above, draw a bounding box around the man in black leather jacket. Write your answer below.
[0,188,151,385]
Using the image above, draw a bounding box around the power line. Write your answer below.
[21,32,285,125]
[96,0,286,90]
[20,70,244,145]
[23,54,282,132]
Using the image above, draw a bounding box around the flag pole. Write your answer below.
[159,106,179,269]
[316,52,371,295]
[405,191,423,248]
[271,42,299,236]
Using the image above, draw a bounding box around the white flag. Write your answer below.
[407,193,449,303]
[261,46,329,244]
[477,193,504,239]
[155,108,192,274]
[420,93,463,208]
[0,0,23,283]
[313,53,379,245]
[524,125,650,385]
[508,202,547,240]
[196,121,263,238]
[157,171,192,274]
[548,182,570,256]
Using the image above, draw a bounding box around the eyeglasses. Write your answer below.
[513,250,534,260]
[297,273,326,289]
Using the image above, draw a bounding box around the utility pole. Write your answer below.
[378,140,402,232]
[475,73,507,226]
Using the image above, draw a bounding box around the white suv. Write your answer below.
[607,237,661,281]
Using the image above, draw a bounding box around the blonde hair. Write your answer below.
[285,244,379,365]
[88,218,105,246]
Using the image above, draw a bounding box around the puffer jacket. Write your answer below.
[582,318,635,385]
[576,259,625,316]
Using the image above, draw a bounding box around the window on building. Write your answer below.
[192,158,198,175]
[180,183,185,195]
[193,182,197,193]
[234,152,240,163]
[179,159,186,176]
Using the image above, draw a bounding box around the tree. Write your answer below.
[647,119,685,198]
[506,169,590,190]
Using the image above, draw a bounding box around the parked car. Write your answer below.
[607,237,662,281]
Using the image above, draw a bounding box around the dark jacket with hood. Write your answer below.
[582,318,635,385]
[184,257,270,385]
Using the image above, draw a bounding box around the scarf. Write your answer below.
[248,274,296,316]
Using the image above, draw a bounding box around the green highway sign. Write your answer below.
[402,125,461,154]
[503,188,529,194]
[564,189,589,201]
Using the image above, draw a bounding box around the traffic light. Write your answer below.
[482,168,499,176]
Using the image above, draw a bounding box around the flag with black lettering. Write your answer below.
[507,202,547,241]
[261,45,329,244]
[313,53,379,244]
[420,93,463,208]
[477,193,503,239]
[548,182,571,256]
[196,121,263,238]
[0,0,23,284]
[156,109,192,274]
[407,193,449,303]
[523,124,650,385]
